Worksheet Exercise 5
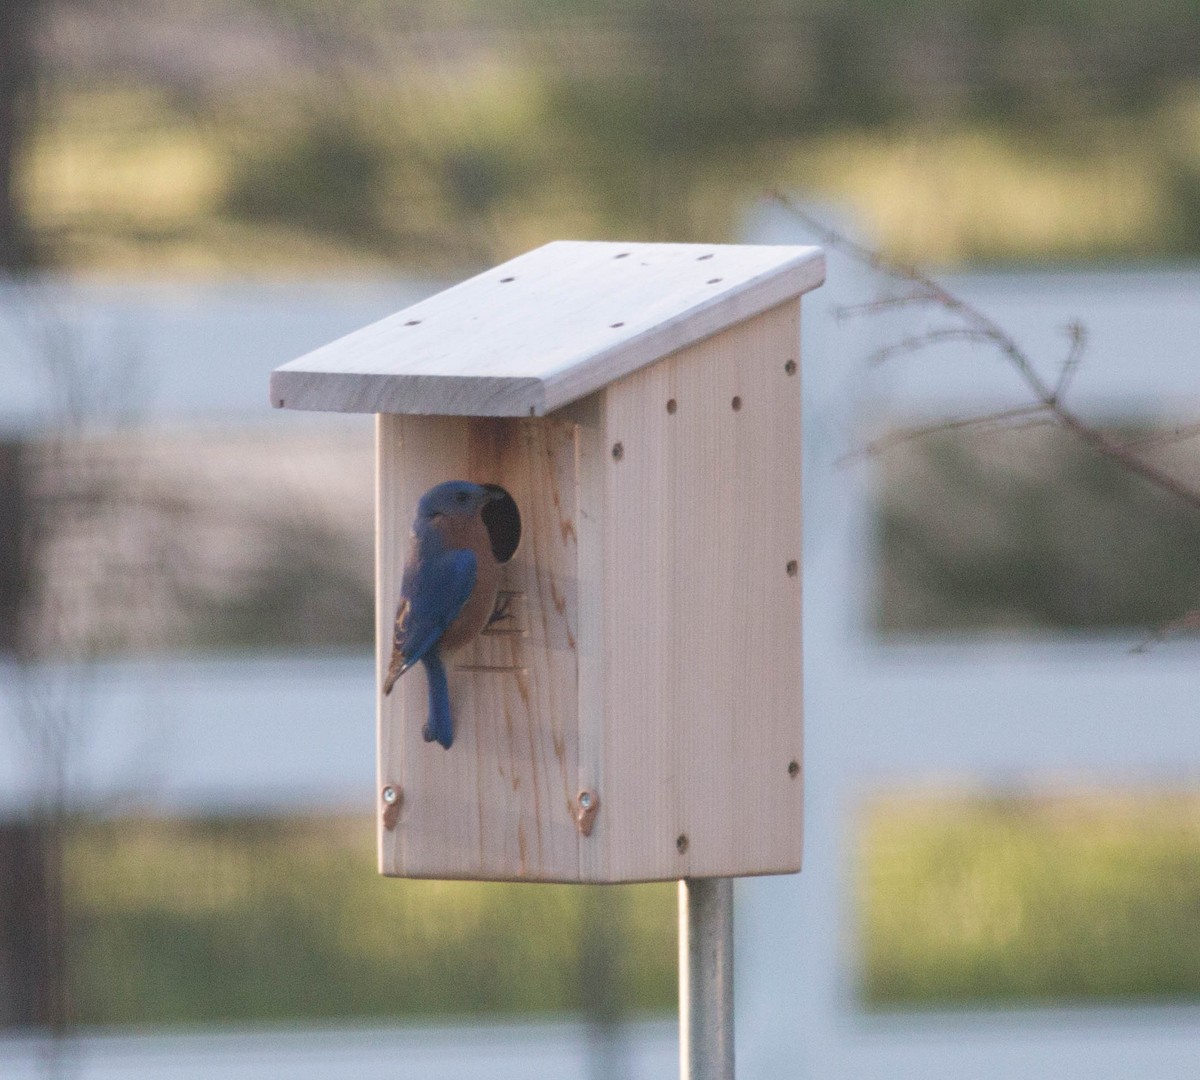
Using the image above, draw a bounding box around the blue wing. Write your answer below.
[394,547,477,672]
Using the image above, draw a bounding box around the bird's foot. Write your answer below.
[485,590,519,627]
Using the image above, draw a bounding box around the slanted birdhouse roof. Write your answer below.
[270,240,824,417]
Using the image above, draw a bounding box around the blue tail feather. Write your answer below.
[420,650,454,749]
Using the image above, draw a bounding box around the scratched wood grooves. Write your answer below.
[378,415,581,881]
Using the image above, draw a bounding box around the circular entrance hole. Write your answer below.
[481,485,522,564]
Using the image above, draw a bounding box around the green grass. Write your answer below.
[63,792,1200,1027]
[65,816,675,1026]
[859,789,1200,1009]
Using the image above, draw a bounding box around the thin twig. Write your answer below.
[1131,609,1200,654]
[869,326,997,366]
[835,292,940,320]
[1054,321,1086,401]
[1120,421,1200,452]
[838,404,1054,465]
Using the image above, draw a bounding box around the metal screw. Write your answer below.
[788,760,800,778]
[382,785,399,805]
[676,833,689,853]
[579,791,593,810]
[612,442,624,461]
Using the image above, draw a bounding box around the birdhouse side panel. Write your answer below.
[377,414,583,881]
[598,300,804,881]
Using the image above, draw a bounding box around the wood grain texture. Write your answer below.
[600,300,804,880]
[377,415,582,881]
[272,241,824,418]
[375,300,805,883]
[552,393,610,880]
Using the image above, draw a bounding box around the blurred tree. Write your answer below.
[224,111,400,253]
[0,823,57,1027]
[0,0,41,269]
[0,440,27,651]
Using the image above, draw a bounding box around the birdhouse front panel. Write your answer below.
[377,413,584,881]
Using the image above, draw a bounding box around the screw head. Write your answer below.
[786,560,798,577]
[382,785,399,805]
[611,442,624,461]
[788,760,800,778]
[785,359,797,376]
[579,791,593,810]
[676,833,689,854]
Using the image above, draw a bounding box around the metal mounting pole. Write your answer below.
[679,877,735,1080]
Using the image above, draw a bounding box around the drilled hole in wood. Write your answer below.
[731,395,743,411]
[786,559,798,577]
[676,833,689,854]
[785,359,797,376]
[666,399,677,415]
[788,759,800,778]
[611,442,624,461]
[480,485,521,563]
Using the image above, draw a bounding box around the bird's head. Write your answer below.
[416,480,505,522]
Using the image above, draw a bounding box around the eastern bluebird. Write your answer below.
[382,480,505,749]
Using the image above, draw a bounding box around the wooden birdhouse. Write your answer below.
[271,241,824,884]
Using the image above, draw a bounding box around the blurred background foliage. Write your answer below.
[878,424,1200,635]
[67,816,675,1025]
[5,0,1200,274]
[859,789,1200,1007]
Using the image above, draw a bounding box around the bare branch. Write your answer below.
[770,190,1200,517]
[1054,320,1087,402]
[838,404,1054,465]
[869,326,996,366]
[1119,421,1200,452]
[835,291,940,320]
[1131,609,1200,654]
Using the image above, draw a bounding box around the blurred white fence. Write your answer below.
[4,235,1200,1076]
